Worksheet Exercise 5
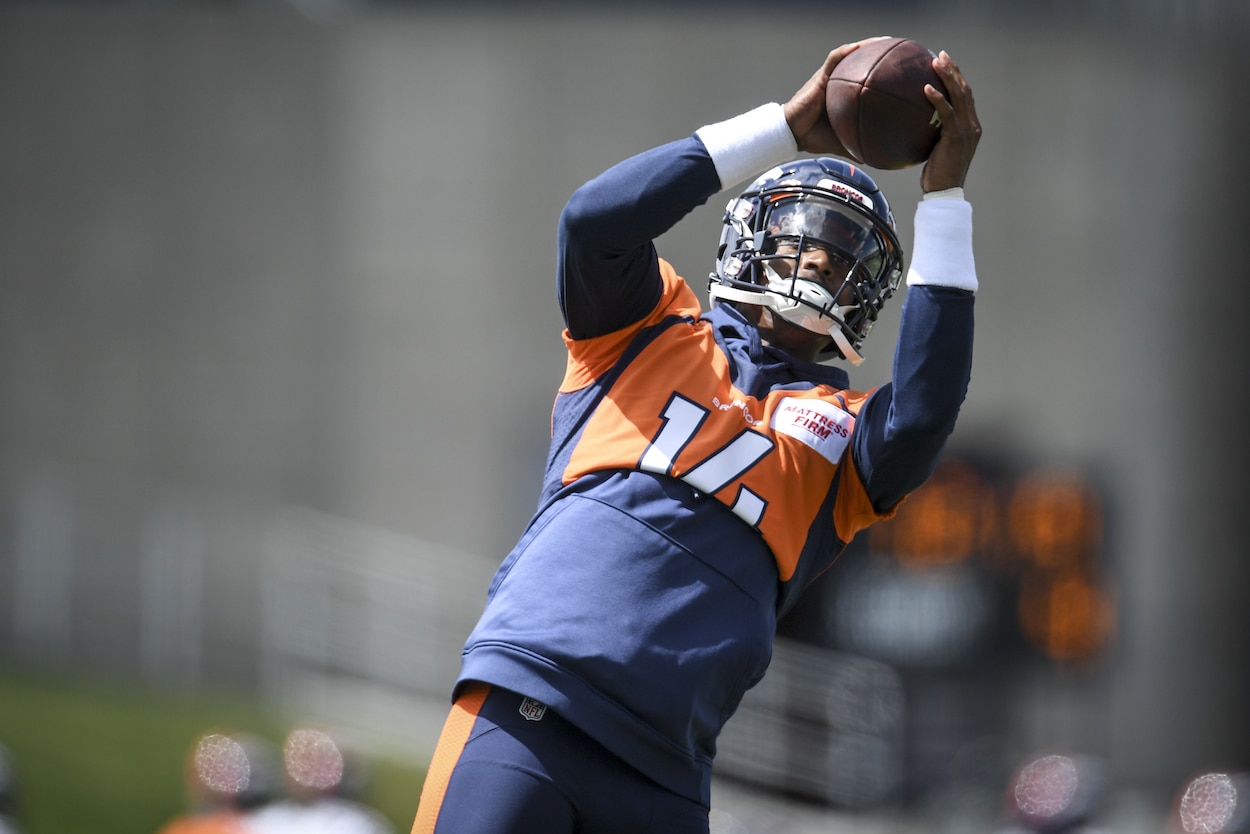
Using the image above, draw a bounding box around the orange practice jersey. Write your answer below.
[558,260,883,583]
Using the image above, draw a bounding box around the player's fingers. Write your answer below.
[923,84,953,133]
[931,52,981,136]
[822,47,848,73]
[936,50,965,78]
[934,51,975,110]
[930,91,980,148]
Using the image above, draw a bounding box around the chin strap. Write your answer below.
[708,282,770,307]
[707,281,865,365]
[826,324,864,365]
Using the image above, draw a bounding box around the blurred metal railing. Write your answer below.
[716,638,906,809]
[260,505,494,699]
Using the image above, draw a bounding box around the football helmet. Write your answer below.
[708,157,904,364]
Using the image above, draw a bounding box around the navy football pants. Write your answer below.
[412,683,710,833]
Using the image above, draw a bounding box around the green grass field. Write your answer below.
[0,668,426,833]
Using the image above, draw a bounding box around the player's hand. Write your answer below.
[783,40,883,155]
[920,50,982,193]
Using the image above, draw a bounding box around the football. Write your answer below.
[826,37,946,170]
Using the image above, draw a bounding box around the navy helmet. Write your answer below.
[708,157,904,364]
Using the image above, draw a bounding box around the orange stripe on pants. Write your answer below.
[411,683,491,834]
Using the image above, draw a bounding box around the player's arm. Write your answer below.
[556,41,876,341]
[557,93,820,341]
[556,139,720,340]
[851,50,982,512]
[853,275,974,512]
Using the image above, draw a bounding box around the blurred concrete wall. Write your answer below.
[1,2,1247,803]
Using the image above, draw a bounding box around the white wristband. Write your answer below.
[906,198,977,292]
[922,187,965,201]
[695,103,797,192]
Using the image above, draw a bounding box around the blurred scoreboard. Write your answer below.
[765,453,1115,804]
[783,454,1114,669]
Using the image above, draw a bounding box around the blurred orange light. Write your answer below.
[1007,470,1103,572]
[1018,570,1115,661]
[871,458,998,569]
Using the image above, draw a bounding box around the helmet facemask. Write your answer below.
[709,160,904,364]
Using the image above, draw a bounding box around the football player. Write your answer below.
[414,38,981,833]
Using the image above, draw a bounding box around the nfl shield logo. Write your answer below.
[518,697,547,722]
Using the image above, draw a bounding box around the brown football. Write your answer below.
[826,37,946,170]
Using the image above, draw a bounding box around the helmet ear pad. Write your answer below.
[709,157,904,364]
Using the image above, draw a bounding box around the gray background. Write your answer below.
[1,0,1247,826]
